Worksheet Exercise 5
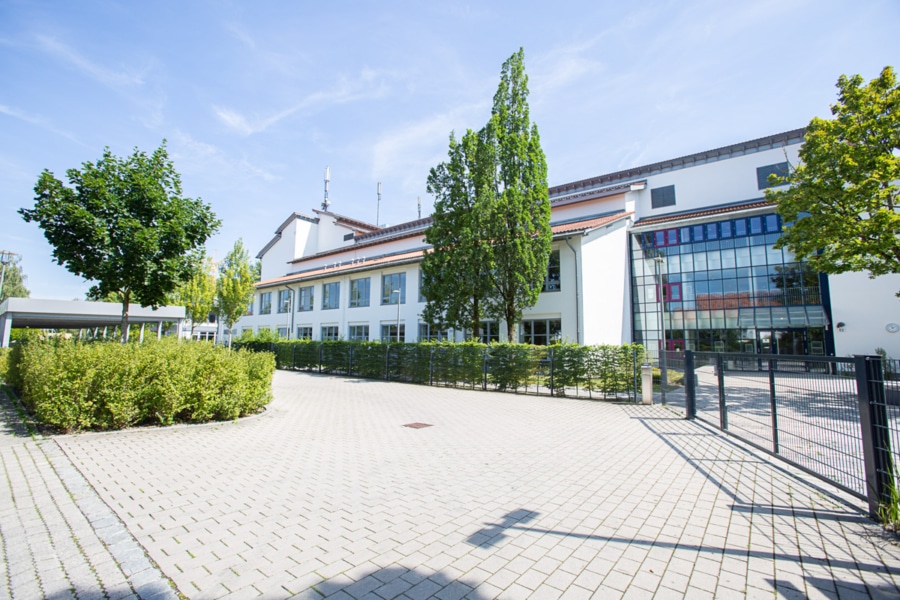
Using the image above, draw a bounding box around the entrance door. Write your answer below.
[757,329,807,355]
[758,330,774,354]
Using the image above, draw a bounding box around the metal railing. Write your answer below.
[677,351,898,521]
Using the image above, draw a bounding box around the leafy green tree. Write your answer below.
[481,48,552,341]
[0,254,30,302]
[20,142,220,340]
[422,129,494,336]
[766,66,900,295]
[173,251,217,338]
[422,48,551,342]
[216,239,257,347]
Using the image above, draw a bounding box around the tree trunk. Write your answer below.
[505,302,516,343]
[120,290,131,343]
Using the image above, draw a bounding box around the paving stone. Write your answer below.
[4,373,900,599]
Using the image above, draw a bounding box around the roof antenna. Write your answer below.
[377,182,382,227]
[322,166,331,211]
[417,196,421,219]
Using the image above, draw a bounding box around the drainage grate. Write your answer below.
[402,422,433,429]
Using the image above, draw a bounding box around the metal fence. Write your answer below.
[671,351,899,520]
[238,341,643,401]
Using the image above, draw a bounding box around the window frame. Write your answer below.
[349,277,371,308]
[297,285,314,312]
[259,292,272,315]
[381,272,406,305]
[322,282,340,310]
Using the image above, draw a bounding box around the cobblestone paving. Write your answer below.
[5,371,900,598]
[0,389,177,599]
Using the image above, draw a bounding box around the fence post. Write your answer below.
[717,353,728,430]
[482,348,488,391]
[854,354,894,520]
[318,343,323,374]
[632,348,638,402]
[684,351,696,419]
[348,344,353,376]
[768,359,779,454]
[549,347,555,396]
[292,343,296,370]
[385,343,390,381]
[429,346,434,386]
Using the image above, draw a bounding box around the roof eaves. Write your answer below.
[631,199,774,230]
[549,128,806,196]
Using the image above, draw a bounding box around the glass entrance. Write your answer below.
[757,329,807,355]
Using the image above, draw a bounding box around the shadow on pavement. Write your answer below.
[311,566,490,600]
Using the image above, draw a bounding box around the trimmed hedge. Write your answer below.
[7,338,274,431]
[0,347,8,383]
[234,339,644,399]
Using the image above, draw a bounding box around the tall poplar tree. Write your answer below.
[421,129,493,336]
[481,48,551,341]
[216,239,257,347]
[173,251,217,337]
[422,48,551,342]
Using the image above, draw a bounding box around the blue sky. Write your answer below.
[1,0,897,300]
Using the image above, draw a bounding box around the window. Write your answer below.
[380,323,405,342]
[297,286,314,312]
[478,321,500,344]
[653,228,679,248]
[349,278,370,308]
[277,290,292,313]
[749,216,763,235]
[322,282,340,310]
[418,269,426,303]
[348,325,369,341]
[381,273,406,304]
[259,292,272,315]
[419,323,450,342]
[756,162,789,189]
[520,319,562,345]
[650,185,676,209]
[705,223,718,240]
[734,219,747,237]
[764,214,780,233]
[277,327,288,339]
[543,250,561,292]
[321,325,340,341]
[297,326,312,340]
[245,301,254,316]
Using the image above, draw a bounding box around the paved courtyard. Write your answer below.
[2,370,900,599]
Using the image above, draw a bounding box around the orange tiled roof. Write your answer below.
[633,201,772,228]
[259,250,425,289]
[551,211,633,234]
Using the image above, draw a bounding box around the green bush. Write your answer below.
[232,338,644,398]
[9,338,274,431]
[0,347,9,382]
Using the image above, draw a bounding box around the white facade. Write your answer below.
[233,129,900,359]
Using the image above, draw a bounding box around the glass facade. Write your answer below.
[632,212,831,357]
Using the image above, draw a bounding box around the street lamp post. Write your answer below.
[392,289,401,342]
[0,251,18,303]
[653,255,668,404]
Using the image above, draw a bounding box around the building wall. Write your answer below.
[829,271,900,358]
[581,219,632,345]
[633,145,801,221]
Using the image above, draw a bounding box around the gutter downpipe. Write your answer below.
[286,284,296,339]
[564,236,581,345]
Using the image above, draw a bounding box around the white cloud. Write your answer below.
[169,130,280,184]
[369,101,489,194]
[34,34,148,88]
[213,69,395,135]
[0,103,87,146]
